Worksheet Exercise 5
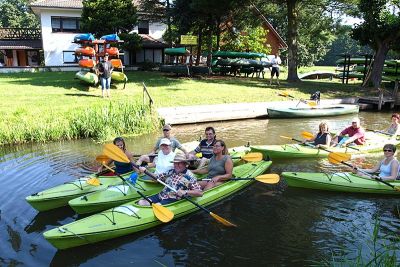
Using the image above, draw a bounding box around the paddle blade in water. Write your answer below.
[301,131,314,140]
[152,204,174,223]
[95,155,110,163]
[103,144,130,163]
[255,174,280,184]
[241,152,263,162]
[210,212,237,227]
[86,177,100,186]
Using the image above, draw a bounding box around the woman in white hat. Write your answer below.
[138,153,203,205]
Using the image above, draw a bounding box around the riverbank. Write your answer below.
[0,69,374,145]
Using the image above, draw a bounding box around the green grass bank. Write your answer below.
[0,68,373,145]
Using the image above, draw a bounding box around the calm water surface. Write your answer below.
[1,112,400,266]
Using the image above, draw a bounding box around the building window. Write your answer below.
[138,21,149,34]
[63,51,78,64]
[51,17,80,33]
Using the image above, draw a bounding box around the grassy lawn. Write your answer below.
[0,67,376,144]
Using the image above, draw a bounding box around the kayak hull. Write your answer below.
[250,135,400,160]
[283,172,400,195]
[267,104,359,118]
[26,172,133,212]
[75,71,98,85]
[111,71,127,82]
[44,161,272,249]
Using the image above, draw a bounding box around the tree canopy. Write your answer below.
[0,0,39,28]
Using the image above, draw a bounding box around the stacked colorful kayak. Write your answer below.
[250,133,400,160]
[44,160,271,249]
[282,172,400,195]
[25,170,132,212]
[68,146,251,214]
[75,70,98,86]
[267,104,359,118]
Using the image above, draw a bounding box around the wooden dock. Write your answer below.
[157,98,360,125]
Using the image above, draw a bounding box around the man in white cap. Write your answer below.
[138,153,203,205]
[138,138,175,179]
[136,124,187,166]
[331,117,365,147]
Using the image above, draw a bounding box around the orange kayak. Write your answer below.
[79,59,96,68]
[110,59,123,68]
[75,46,95,56]
[106,47,119,56]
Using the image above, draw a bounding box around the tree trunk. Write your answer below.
[196,29,203,66]
[286,0,300,82]
[365,42,390,89]
[166,0,172,47]
[216,19,221,51]
[206,27,213,67]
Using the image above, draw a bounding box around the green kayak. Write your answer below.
[26,171,133,212]
[75,71,98,85]
[44,160,272,249]
[282,172,400,195]
[267,104,359,118]
[251,133,400,160]
[68,146,251,215]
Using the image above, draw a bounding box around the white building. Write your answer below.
[30,0,168,67]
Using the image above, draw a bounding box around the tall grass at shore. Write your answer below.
[0,101,159,145]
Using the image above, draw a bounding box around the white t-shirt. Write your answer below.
[271,56,282,68]
[154,150,175,174]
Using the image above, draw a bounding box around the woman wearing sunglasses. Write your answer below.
[352,144,400,180]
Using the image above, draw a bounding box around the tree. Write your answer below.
[0,0,39,28]
[352,0,400,88]
[80,0,138,37]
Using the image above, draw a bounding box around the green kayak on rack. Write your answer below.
[44,160,272,249]
[282,172,400,195]
[68,146,251,215]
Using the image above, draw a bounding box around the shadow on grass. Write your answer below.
[64,93,99,98]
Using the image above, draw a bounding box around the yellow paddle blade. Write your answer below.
[278,91,291,97]
[209,212,237,227]
[152,203,174,223]
[255,174,280,184]
[103,143,130,163]
[241,152,263,162]
[95,154,110,163]
[195,152,203,158]
[301,131,314,140]
[86,177,101,186]
[328,152,351,164]
[307,101,317,107]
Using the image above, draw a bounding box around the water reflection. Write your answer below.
[0,112,399,265]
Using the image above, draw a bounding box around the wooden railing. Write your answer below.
[0,28,41,40]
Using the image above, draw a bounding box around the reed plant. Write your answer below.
[0,101,158,145]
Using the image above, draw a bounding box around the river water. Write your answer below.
[1,112,399,266]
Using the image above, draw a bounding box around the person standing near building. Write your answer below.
[270,53,282,86]
[97,53,113,98]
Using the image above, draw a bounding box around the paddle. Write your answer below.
[100,163,174,222]
[328,152,400,191]
[86,155,112,186]
[300,131,360,151]
[278,91,317,107]
[193,152,263,162]
[202,174,280,184]
[280,135,351,160]
[103,143,237,227]
[366,129,392,137]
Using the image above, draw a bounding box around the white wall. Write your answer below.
[132,22,167,40]
[40,9,81,66]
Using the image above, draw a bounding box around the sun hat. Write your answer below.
[172,153,188,163]
[163,124,172,131]
[159,138,171,147]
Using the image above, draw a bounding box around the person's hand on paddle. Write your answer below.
[138,166,146,173]
[351,164,358,174]
[176,189,188,198]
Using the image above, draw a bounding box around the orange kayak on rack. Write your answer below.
[79,59,96,68]
[106,47,119,56]
[110,59,123,68]
[75,46,95,56]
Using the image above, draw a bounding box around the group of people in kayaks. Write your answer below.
[99,125,232,206]
[99,113,400,207]
[302,113,400,181]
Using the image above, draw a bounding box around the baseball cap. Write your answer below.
[159,138,171,147]
[172,153,188,163]
[163,124,172,131]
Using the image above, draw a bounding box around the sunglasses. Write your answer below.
[163,129,170,132]
[383,149,393,152]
